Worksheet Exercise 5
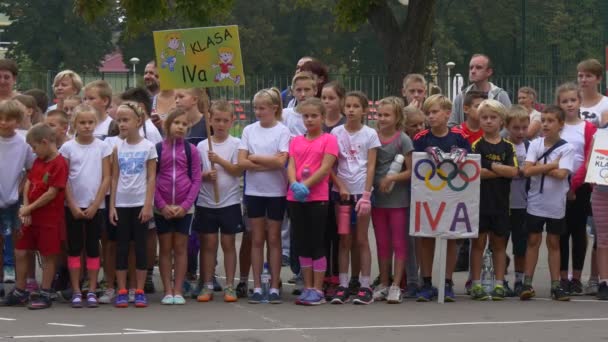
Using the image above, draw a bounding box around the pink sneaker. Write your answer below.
[26,279,39,293]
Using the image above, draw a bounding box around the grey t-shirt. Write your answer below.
[373,132,414,208]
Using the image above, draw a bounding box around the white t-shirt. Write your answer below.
[0,134,35,208]
[59,138,112,209]
[525,137,574,219]
[561,121,585,173]
[239,121,290,197]
[510,141,528,209]
[140,119,163,144]
[115,138,157,207]
[530,109,541,123]
[197,136,241,208]
[331,125,381,194]
[282,108,306,137]
[581,96,608,127]
[94,116,113,140]
[104,136,123,150]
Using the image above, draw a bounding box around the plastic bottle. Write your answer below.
[386,154,405,192]
[481,249,494,294]
[261,262,271,303]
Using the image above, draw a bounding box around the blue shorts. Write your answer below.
[0,203,20,237]
[154,213,193,235]
[244,196,286,221]
[193,204,244,234]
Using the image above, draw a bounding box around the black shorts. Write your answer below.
[193,204,244,234]
[479,212,510,237]
[509,208,527,257]
[244,196,286,221]
[154,213,192,235]
[102,196,117,241]
[526,213,566,235]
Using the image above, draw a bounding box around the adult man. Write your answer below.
[0,59,19,101]
[449,54,511,127]
[143,61,160,96]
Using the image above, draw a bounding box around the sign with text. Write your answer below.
[153,25,245,90]
[585,129,608,186]
[409,152,480,239]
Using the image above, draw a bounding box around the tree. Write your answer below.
[0,0,117,71]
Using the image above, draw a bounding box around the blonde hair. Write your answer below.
[182,88,210,114]
[291,71,317,91]
[505,104,530,126]
[210,99,234,116]
[0,99,24,123]
[26,123,56,144]
[518,86,537,100]
[53,70,83,93]
[577,59,603,78]
[402,73,427,89]
[118,101,146,127]
[46,109,70,126]
[404,105,424,122]
[84,80,113,109]
[555,82,581,104]
[478,99,507,121]
[253,87,283,120]
[64,94,83,104]
[422,94,452,113]
[296,97,326,117]
[72,104,99,125]
[377,96,406,130]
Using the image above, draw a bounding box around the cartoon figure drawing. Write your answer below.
[212,47,241,85]
[160,33,186,72]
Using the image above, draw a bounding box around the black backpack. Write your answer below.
[155,141,194,180]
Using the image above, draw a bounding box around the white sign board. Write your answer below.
[585,129,608,186]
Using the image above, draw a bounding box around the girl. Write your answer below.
[60,104,112,307]
[330,91,380,305]
[556,83,596,295]
[109,101,157,308]
[322,82,346,133]
[404,105,426,139]
[63,95,83,122]
[154,108,202,305]
[288,98,338,305]
[371,97,413,304]
[194,100,243,303]
[238,88,290,304]
[14,94,43,131]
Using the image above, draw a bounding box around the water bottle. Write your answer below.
[386,154,405,192]
[481,249,494,294]
[302,165,311,180]
[261,262,271,303]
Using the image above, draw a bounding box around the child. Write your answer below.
[371,97,413,304]
[469,100,518,301]
[577,59,608,127]
[109,101,157,308]
[520,105,574,301]
[404,106,425,138]
[45,110,69,147]
[59,104,112,307]
[154,108,202,305]
[85,80,114,140]
[63,95,82,122]
[322,82,346,133]
[505,105,531,295]
[556,83,596,295]
[401,74,427,109]
[413,94,471,302]
[330,91,380,305]
[0,100,34,298]
[452,90,487,145]
[238,88,290,304]
[121,87,164,145]
[194,100,243,303]
[283,72,318,137]
[14,95,43,131]
[287,98,338,305]
[175,88,209,146]
[107,95,121,120]
[7,123,68,309]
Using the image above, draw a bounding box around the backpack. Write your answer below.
[155,141,193,180]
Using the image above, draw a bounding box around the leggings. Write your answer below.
[592,188,608,249]
[65,208,101,258]
[560,183,591,272]
[325,201,340,277]
[116,207,148,271]
[288,201,328,260]
[371,207,408,260]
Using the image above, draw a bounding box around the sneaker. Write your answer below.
[470,284,489,301]
[248,291,263,304]
[4,266,15,283]
[71,293,83,308]
[191,282,203,299]
[503,281,515,297]
[386,285,402,304]
[26,279,39,293]
[372,276,382,289]
[86,292,98,308]
[197,287,214,302]
[183,280,193,298]
[236,282,248,298]
[519,284,536,300]
[353,287,374,305]
[161,294,174,305]
[2,289,29,306]
[324,283,338,301]
[444,283,455,302]
[128,289,136,303]
[464,279,472,295]
[513,281,524,296]
[348,278,361,294]
[596,281,608,300]
[416,285,434,302]
[212,275,223,292]
[570,279,583,296]
[134,289,148,307]
[404,284,418,299]
[281,255,290,267]
[173,294,186,305]
[301,290,326,306]
[99,288,116,304]
[491,285,505,301]
[296,288,312,305]
[269,292,282,304]
[585,278,599,295]
[560,279,571,295]
[330,286,350,304]
[28,293,52,310]
[372,284,388,301]
[115,289,129,308]
[224,287,238,302]
[551,285,570,301]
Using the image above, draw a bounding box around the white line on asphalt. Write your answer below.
[0,318,16,321]
[123,328,159,332]
[8,317,608,339]
[46,323,85,328]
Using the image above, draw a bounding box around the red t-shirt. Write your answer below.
[27,154,68,224]
[451,122,483,146]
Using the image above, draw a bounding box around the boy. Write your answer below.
[4,123,68,309]
[45,110,69,148]
[505,105,531,295]
[469,100,518,301]
[452,91,487,145]
[0,100,35,297]
[401,73,427,109]
[84,80,114,140]
[282,72,317,137]
[413,94,471,302]
[520,106,574,301]
[577,59,608,127]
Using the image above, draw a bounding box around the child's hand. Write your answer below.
[378,176,394,193]
[19,215,31,227]
[18,205,31,218]
[173,206,186,218]
[140,205,153,223]
[204,169,218,181]
[248,154,259,163]
[69,206,85,220]
[109,207,118,226]
[208,151,223,164]
[339,186,350,202]
[82,204,99,220]
[161,206,174,220]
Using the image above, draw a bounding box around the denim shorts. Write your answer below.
[0,203,20,237]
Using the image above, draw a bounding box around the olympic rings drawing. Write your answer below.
[414,158,480,192]
[600,168,608,181]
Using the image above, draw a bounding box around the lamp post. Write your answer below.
[129,57,140,88]
[446,61,455,100]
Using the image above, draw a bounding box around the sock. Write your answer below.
[524,275,533,286]
[205,282,213,290]
[472,280,481,286]
[253,287,262,294]
[269,288,279,295]
[339,273,349,287]
[495,280,504,286]
[360,276,370,289]
[515,272,524,283]
[551,280,560,289]
[423,277,432,288]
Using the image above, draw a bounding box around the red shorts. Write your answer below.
[16,223,62,256]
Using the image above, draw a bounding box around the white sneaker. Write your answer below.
[128,288,136,303]
[99,288,115,304]
[387,285,403,304]
[373,284,388,301]
[4,266,15,283]
[585,278,599,295]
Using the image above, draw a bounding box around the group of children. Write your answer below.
[0,57,607,312]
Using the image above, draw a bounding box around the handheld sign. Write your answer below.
[585,129,608,186]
